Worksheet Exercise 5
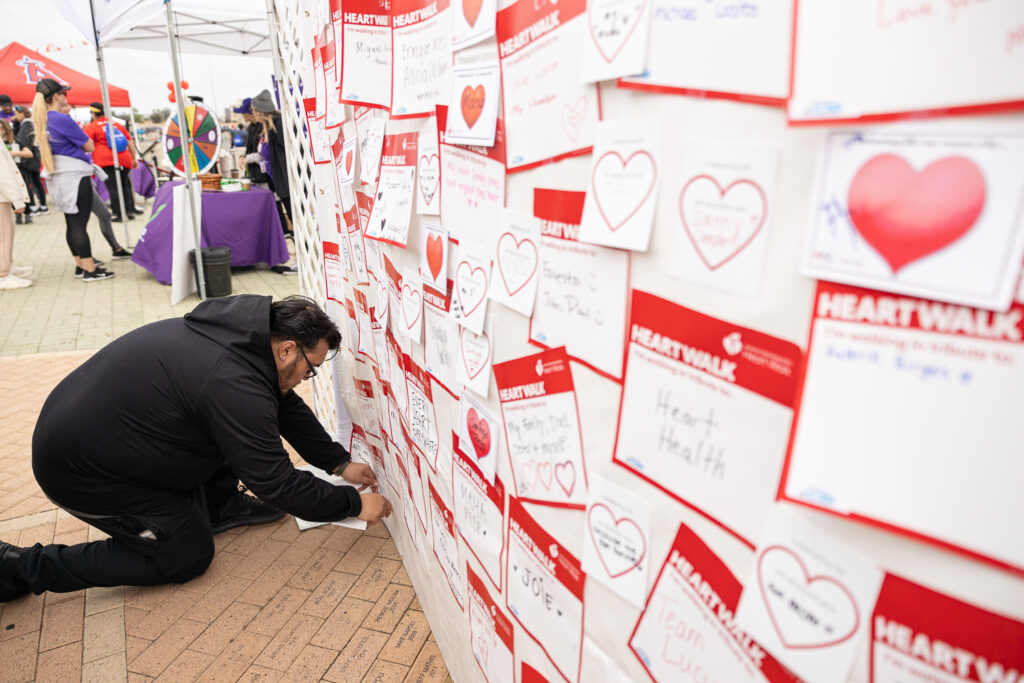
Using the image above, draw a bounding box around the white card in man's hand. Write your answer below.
[293,465,369,532]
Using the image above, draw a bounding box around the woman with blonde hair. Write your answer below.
[32,78,114,282]
[0,122,32,289]
[250,90,293,236]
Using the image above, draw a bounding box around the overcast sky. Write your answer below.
[0,0,274,118]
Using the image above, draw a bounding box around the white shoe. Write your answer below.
[10,265,32,278]
[0,274,33,290]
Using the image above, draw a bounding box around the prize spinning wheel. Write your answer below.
[163,103,222,176]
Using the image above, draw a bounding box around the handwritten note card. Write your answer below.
[497,0,598,171]
[789,0,1024,123]
[468,565,515,683]
[428,478,465,607]
[450,240,492,334]
[456,315,493,397]
[445,62,501,146]
[365,132,418,247]
[578,0,651,83]
[735,507,883,683]
[424,283,460,394]
[452,442,506,590]
[506,497,585,683]
[437,104,506,243]
[355,378,382,439]
[619,0,793,104]
[781,281,1024,572]
[579,118,661,252]
[493,347,588,509]
[612,290,801,545]
[629,522,793,683]
[488,209,541,316]
[531,189,630,381]
[802,130,1024,310]
[580,476,650,609]
[333,120,358,189]
[417,116,442,214]
[390,0,452,118]
[459,391,499,484]
[356,107,387,185]
[405,356,440,471]
[341,0,392,108]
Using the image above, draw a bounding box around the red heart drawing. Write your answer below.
[426,234,445,281]
[561,98,586,142]
[466,408,491,459]
[455,261,488,317]
[344,149,353,174]
[460,327,491,380]
[587,0,647,63]
[536,462,552,490]
[463,0,484,27]
[587,503,646,578]
[461,85,486,128]
[847,154,985,272]
[679,175,767,271]
[757,545,860,650]
[521,459,538,491]
[554,461,575,497]
[592,150,657,232]
[496,232,538,296]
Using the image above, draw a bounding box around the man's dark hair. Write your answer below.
[269,296,341,353]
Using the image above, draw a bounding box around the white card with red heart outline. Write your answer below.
[416,116,442,215]
[492,347,588,509]
[735,506,884,683]
[669,138,779,298]
[487,209,542,316]
[420,222,448,293]
[497,0,599,171]
[629,521,794,683]
[578,0,651,83]
[334,121,358,191]
[400,266,424,345]
[580,476,650,609]
[456,315,493,398]
[451,0,496,51]
[356,107,388,186]
[579,119,661,252]
[802,129,1024,311]
[445,63,500,147]
[459,391,498,485]
[450,241,492,334]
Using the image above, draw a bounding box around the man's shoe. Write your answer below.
[0,542,31,602]
[111,247,133,260]
[209,489,285,534]
[82,268,115,282]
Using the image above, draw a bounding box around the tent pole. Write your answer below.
[165,0,207,300]
[88,0,132,250]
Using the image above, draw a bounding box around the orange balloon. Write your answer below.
[166,81,174,90]
[168,91,176,103]
[180,80,189,90]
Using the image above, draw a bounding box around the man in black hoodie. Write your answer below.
[0,295,391,601]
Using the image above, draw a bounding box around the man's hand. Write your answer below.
[358,493,392,522]
[339,462,378,493]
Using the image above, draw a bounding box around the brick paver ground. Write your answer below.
[0,202,450,681]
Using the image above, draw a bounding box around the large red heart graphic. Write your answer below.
[757,545,860,650]
[345,150,353,174]
[426,234,444,281]
[847,154,985,273]
[463,0,484,27]
[461,86,486,129]
[587,503,646,578]
[466,408,491,459]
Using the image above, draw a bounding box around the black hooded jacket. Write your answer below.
[32,295,361,522]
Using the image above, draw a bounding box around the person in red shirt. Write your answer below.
[83,103,138,221]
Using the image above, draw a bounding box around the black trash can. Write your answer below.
[189,247,232,297]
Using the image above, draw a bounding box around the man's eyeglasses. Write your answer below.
[297,345,319,380]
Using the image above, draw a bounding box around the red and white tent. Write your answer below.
[0,41,130,107]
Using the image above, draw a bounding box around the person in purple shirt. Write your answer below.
[31,79,114,282]
[0,95,14,122]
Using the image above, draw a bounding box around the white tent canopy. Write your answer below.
[50,0,269,56]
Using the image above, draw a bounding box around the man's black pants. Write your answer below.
[101,165,136,218]
[18,467,239,594]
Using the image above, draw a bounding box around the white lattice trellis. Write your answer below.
[269,0,340,437]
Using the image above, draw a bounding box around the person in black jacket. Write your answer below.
[0,295,391,601]
[251,89,293,237]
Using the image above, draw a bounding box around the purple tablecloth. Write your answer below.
[131,181,289,285]
[92,161,159,202]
